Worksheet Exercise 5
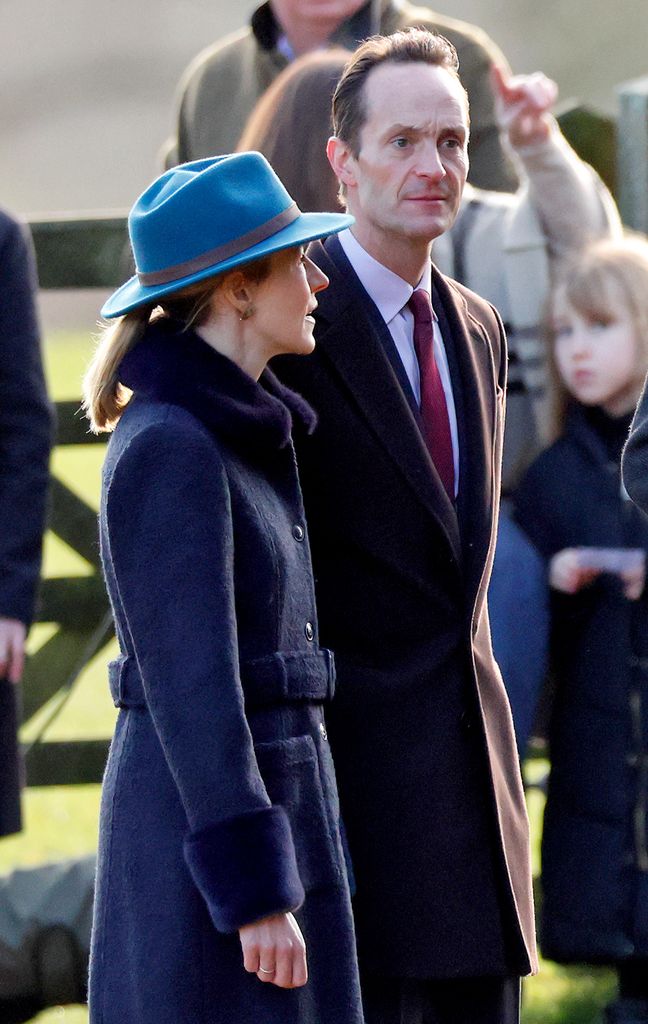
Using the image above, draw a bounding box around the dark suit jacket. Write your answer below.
[0,208,51,627]
[273,236,537,979]
[0,208,52,837]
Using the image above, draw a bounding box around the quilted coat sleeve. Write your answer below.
[103,416,304,932]
[513,452,561,560]
[513,126,622,261]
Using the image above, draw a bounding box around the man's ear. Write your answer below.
[220,269,255,318]
[327,136,357,190]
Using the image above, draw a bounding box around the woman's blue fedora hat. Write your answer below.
[101,152,354,319]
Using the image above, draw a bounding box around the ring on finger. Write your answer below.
[259,966,275,975]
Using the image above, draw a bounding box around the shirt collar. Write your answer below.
[338,228,435,325]
[276,32,296,61]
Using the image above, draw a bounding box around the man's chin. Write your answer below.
[400,216,454,244]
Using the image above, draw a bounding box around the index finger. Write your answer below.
[489,63,511,101]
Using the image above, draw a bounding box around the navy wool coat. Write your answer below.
[0,207,52,838]
[89,320,363,1024]
[515,404,648,965]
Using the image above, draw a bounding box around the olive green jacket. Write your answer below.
[167,0,518,192]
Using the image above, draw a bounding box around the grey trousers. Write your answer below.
[361,974,521,1024]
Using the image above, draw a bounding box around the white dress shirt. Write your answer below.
[338,229,460,493]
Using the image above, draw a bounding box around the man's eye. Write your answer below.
[393,137,410,149]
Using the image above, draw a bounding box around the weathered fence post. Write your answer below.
[617,75,648,232]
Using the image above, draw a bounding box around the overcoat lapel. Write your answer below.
[432,267,499,594]
[311,238,462,565]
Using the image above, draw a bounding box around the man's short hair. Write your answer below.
[332,29,465,157]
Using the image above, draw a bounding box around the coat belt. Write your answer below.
[108,649,336,710]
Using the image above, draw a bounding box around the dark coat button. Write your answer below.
[305,622,314,641]
[292,524,305,541]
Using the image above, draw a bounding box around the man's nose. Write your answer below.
[416,141,445,179]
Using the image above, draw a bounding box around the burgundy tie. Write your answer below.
[408,290,455,499]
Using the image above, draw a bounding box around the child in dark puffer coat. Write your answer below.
[514,236,648,1024]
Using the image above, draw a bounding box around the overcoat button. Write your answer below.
[304,622,314,641]
[292,524,305,541]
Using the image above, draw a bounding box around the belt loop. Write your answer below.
[108,655,146,709]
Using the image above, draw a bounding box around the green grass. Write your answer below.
[523,962,614,1024]
[2,330,617,1023]
[30,1011,88,1024]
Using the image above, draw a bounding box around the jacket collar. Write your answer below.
[337,228,435,327]
[251,1,381,52]
[310,235,500,585]
[431,268,499,596]
[118,318,316,452]
[309,236,463,565]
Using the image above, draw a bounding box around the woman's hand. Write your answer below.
[549,548,600,594]
[239,911,307,989]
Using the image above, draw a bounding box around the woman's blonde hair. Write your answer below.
[547,233,648,437]
[83,258,272,434]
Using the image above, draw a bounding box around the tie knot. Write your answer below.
[408,289,433,325]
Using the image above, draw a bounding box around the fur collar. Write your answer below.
[118,318,316,452]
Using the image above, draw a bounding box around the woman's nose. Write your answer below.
[306,259,329,294]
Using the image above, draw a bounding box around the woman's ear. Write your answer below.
[220,270,256,320]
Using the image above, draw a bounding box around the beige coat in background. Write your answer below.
[434,127,622,490]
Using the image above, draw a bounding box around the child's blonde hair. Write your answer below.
[547,234,648,437]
